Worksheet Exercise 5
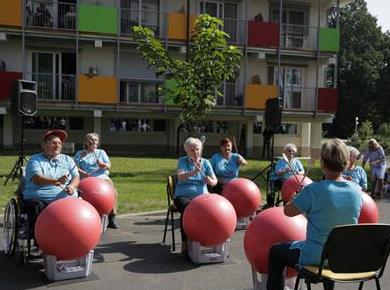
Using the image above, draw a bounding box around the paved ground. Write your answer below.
[1,199,390,290]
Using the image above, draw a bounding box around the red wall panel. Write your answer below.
[0,71,22,100]
[248,21,279,48]
[318,88,338,113]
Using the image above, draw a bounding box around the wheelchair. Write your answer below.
[3,183,45,264]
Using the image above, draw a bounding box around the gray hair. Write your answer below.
[84,132,100,146]
[284,143,297,153]
[321,138,349,173]
[347,146,361,160]
[183,137,202,152]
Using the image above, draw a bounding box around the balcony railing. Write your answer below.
[27,72,76,101]
[281,86,316,111]
[280,24,318,51]
[120,8,160,36]
[216,82,244,107]
[26,0,77,31]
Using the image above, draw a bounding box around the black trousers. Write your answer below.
[173,196,193,242]
[267,242,334,290]
[22,199,48,240]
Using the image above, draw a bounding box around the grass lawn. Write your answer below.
[0,156,324,214]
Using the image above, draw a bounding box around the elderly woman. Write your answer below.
[266,139,362,290]
[271,143,304,190]
[74,133,119,229]
[210,137,247,194]
[343,146,367,191]
[174,137,217,253]
[362,138,387,198]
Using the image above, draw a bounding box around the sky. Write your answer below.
[365,0,390,32]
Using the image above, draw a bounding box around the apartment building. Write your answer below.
[0,0,345,157]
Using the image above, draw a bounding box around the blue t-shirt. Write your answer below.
[74,149,110,179]
[23,153,79,203]
[343,166,368,190]
[291,180,362,266]
[210,152,242,183]
[271,158,304,181]
[175,157,215,198]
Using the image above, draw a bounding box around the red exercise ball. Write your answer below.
[281,175,313,204]
[222,178,261,218]
[79,177,116,216]
[35,198,101,260]
[358,192,379,223]
[244,207,307,277]
[183,194,237,247]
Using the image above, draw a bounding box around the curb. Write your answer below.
[118,210,167,218]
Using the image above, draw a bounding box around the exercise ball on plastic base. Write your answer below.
[79,177,116,216]
[358,192,379,223]
[244,207,307,277]
[281,175,313,204]
[183,194,236,247]
[222,178,261,218]
[35,198,101,260]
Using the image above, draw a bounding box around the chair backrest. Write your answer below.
[166,175,177,203]
[322,224,390,274]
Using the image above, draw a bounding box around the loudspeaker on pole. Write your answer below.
[17,80,38,116]
[264,97,282,132]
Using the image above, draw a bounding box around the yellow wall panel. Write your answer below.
[167,13,197,41]
[78,76,117,104]
[0,0,21,27]
[245,84,278,110]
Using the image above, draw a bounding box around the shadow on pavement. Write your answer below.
[94,241,199,273]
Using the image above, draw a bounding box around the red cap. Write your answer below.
[43,129,68,143]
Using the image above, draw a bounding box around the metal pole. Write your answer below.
[314,0,321,116]
[186,0,190,61]
[278,0,283,106]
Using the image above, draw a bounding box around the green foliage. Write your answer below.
[358,119,374,139]
[334,0,389,137]
[131,14,242,125]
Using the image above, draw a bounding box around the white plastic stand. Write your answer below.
[44,250,94,281]
[101,214,108,233]
[187,239,230,264]
[251,267,297,290]
[236,216,251,230]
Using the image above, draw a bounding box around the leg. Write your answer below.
[266,242,300,290]
[173,196,192,244]
[107,179,119,229]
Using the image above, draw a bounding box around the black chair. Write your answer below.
[294,224,390,290]
[162,175,179,251]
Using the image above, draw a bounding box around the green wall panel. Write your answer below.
[319,28,340,52]
[78,4,117,34]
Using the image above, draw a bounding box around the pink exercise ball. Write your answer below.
[183,194,237,247]
[222,178,261,218]
[35,198,101,260]
[358,192,379,223]
[79,177,116,216]
[281,175,313,204]
[244,207,307,277]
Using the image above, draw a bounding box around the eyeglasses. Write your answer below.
[288,149,296,153]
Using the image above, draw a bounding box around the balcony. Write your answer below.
[280,24,318,51]
[248,21,279,48]
[245,84,278,110]
[78,75,117,104]
[27,72,76,102]
[0,71,23,101]
[0,0,21,27]
[120,79,163,105]
[317,87,338,112]
[281,86,316,111]
[167,13,196,41]
[216,82,244,107]
[26,0,77,31]
[121,8,160,37]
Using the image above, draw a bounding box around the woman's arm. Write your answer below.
[284,201,302,217]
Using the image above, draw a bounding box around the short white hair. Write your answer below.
[348,146,361,160]
[183,137,202,152]
[284,143,297,153]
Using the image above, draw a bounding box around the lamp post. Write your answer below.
[354,116,359,136]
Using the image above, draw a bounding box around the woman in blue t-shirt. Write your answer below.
[266,139,362,290]
[343,146,367,191]
[174,137,217,253]
[210,137,247,193]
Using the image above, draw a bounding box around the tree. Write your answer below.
[131,14,242,126]
[334,0,389,137]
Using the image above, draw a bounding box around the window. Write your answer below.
[180,121,214,133]
[120,80,161,104]
[277,123,297,135]
[109,118,166,132]
[216,121,228,134]
[325,64,335,88]
[120,0,159,35]
[326,7,338,29]
[24,116,67,130]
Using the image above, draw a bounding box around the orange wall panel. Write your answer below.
[167,13,197,41]
[245,84,278,110]
[78,76,117,104]
[0,0,22,27]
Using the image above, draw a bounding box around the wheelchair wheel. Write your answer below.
[3,198,18,256]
